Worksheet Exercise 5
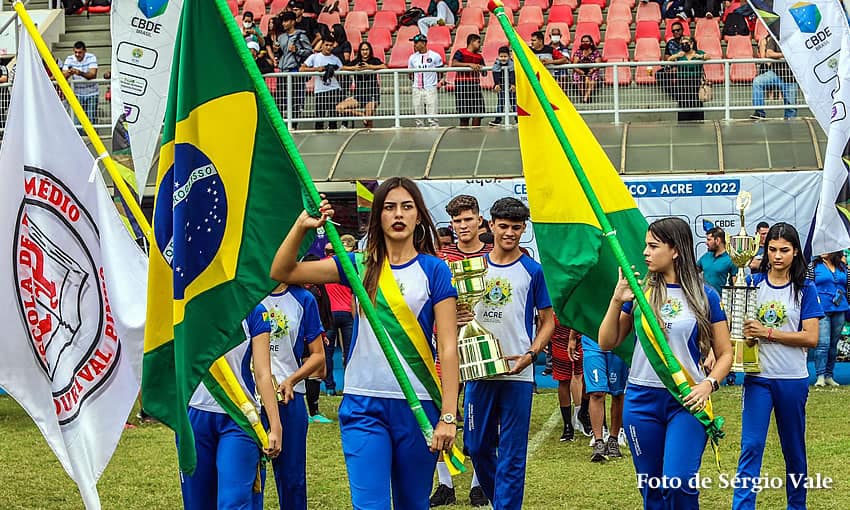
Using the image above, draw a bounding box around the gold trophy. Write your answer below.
[723,192,761,373]
[448,257,511,381]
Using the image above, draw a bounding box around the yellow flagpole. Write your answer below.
[12,1,153,244]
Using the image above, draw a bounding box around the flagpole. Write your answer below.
[487,1,696,399]
[211,0,453,456]
[12,1,153,244]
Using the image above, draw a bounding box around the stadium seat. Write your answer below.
[518,6,544,28]
[345,27,362,46]
[317,11,342,27]
[344,10,369,32]
[606,3,633,25]
[545,22,571,45]
[635,20,661,41]
[451,25,480,56]
[603,40,632,87]
[372,10,398,32]
[411,0,430,11]
[242,0,265,15]
[502,0,520,11]
[517,22,539,42]
[484,22,508,48]
[581,0,606,7]
[382,0,406,16]
[227,0,239,16]
[605,20,631,42]
[397,25,420,44]
[754,19,769,41]
[337,0,350,18]
[482,39,502,65]
[237,0,245,5]
[352,0,377,17]
[609,0,635,7]
[695,17,720,41]
[547,5,574,26]
[467,0,489,9]
[726,35,757,82]
[635,1,661,23]
[698,36,724,83]
[551,0,577,9]
[576,4,603,25]
[634,37,661,84]
[429,43,448,60]
[663,19,691,40]
[388,40,414,68]
[573,22,600,46]
[269,0,287,11]
[460,8,486,30]
[367,27,393,56]
[428,24,452,48]
[524,0,550,11]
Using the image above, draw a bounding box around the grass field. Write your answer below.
[2,386,849,509]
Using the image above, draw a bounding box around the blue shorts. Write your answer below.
[583,347,628,396]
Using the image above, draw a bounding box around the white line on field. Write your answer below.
[527,408,561,457]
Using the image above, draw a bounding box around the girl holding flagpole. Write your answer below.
[270,177,459,510]
[598,217,732,510]
[732,223,822,510]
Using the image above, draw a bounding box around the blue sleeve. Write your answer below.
[298,289,325,343]
[800,280,825,321]
[622,301,634,314]
[705,285,727,323]
[246,304,271,337]
[428,256,457,305]
[531,264,553,310]
[696,254,704,271]
[333,252,358,288]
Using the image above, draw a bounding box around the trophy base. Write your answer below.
[458,333,511,382]
[731,338,761,373]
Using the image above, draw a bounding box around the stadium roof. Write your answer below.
[292,118,826,182]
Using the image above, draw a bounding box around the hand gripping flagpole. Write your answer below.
[213,0,463,468]
[12,1,153,244]
[487,0,723,444]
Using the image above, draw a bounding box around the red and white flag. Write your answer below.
[0,31,147,509]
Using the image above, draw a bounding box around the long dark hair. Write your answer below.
[645,217,712,356]
[353,41,375,65]
[815,251,847,271]
[363,177,439,301]
[760,222,808,302]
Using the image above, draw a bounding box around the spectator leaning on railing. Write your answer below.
[666,35,708,122]
[338,41,387,128]
[301,36,345,130]
[656,21,684,98]
[450,33,487,127]
[530,31,568,78]
[408,33,444,128]
[750,33,797,120]
[62,41,98,126]
[548,27,570,91]
[489,45,516,126]
[571,35,602,104]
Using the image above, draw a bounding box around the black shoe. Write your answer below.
[430,484,456,507]
[577,408,592,437]
[542,367,553,376]
[560,423,575,442]
[326,389,337,396]
[726,374,736,386]
[469,486,488,507]
[488,119,502,126]
[605,436,623,458]
[591,439,607,462]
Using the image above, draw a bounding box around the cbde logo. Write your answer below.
[138,0,168,18]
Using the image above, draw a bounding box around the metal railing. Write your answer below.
[0,57,807,132]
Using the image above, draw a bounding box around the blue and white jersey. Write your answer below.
[335,253,457,400]
[474,254,553,382]
[624,284,726,388]
[751,274,823,379]
[189,304,271,413]
[261,286,325,394]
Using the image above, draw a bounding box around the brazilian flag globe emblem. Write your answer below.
[138,0,168,18]
[143,0,310,473]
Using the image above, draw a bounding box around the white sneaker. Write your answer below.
[602,425,609,442]
[618,428,628,448]
[815,375,826,387]
[825,377,840,387]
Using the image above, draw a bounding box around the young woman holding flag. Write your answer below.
[269,177,459,510]
[732,223,822,510]
[598,217,732,510]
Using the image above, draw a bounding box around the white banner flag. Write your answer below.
[0,32,148,510]
[110,0,183,195]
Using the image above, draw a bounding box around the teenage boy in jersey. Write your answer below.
[431,194,492,507]
[463,198,555,510]
[261,282,326,510]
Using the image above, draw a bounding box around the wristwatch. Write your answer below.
[525,350,538,362]
[705,376,719,393]
[440,413,456,425]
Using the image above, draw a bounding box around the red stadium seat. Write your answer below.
[269,0,288,11]
[551,0,577,9]
[518,5,544,28]
[237,0,245,5]
[382,0,406,15]
[663,19,691,40]
[605,20,632,42]
[635,20,661,41]
[352,0,377,16]
[482,39,502,66]
[609,0,635,7]
[726,35,757,82]
[344,10,369,32]
[411,0,430,10]
[337,0,350,18]
[606,2,633,25]
[576,4,603,25]
[467,0,488,9]
[372,10,398,32]
[389,40,414,68]
[227,0,239,16]
[524,0,550,11]
[317,10,342,27]
[452,25,480,54]
[582,0,606,7]
[635,1,661,23]
[429,24,453,48]
[603,39,632,86]
[241,0,265,15]
[545,22,571,45]
[754,19,769,41]
[634,37,661,84]
[397,25,421,43]
[484,22,508,48]
[698,36,724,83]
[502,0,520,11]
[460,7,486,30]
[345,27,362,46]
[367,27,393,56]
[547,5,574,26]
[573,22,600,46]
[517,22,539,42]
[429,43,447,60]
[695,17,720,41]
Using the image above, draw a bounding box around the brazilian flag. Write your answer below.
[142,0,309,473]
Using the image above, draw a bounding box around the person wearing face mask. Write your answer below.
[530,31,568,90]
[667,36,709,122]
[571,35,602,103]
[241,11,264,45]
[547,28,569,90]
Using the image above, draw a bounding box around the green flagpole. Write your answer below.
[487,0,700,405]
[213,0,442,446]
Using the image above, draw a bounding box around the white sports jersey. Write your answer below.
[626,284,725,388]
[335,253,456,400]
[474,254,552,383]
[408,50,443,89]
[751,274,823,379]
[189,304,270,413]
[261,287,324,394]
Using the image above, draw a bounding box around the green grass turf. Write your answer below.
[1,386,849,509]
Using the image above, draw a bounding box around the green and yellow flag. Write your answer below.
[513,24,647,361]
[142,0,310,473]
